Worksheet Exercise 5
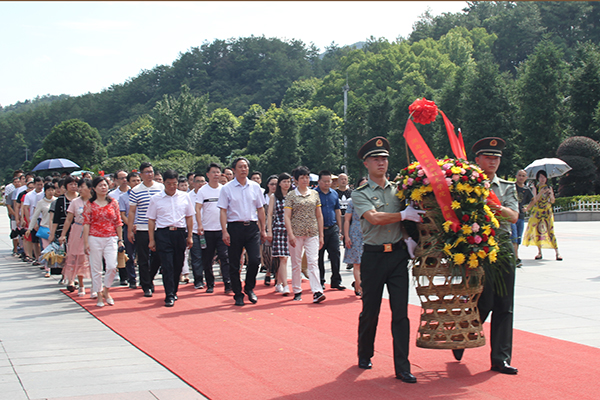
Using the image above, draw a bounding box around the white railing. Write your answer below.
[554,200,600,213]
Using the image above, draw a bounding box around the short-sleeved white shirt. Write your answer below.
[196,184,223,231]
[217,178,266,222]
[146,189,195,229]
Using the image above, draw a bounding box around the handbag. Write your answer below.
[36,226,50,240]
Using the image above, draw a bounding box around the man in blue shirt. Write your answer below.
[316,170,345,290]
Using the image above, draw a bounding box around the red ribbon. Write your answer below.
[403,119,461,232]
[440,110,466,160]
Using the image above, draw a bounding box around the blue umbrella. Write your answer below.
[32,158,80,172]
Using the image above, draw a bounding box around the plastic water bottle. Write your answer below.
[200,234,207,249]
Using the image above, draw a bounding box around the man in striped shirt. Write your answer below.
[128,162,164,297]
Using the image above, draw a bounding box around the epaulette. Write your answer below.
[498,178,515,185]
[356,182,369,191]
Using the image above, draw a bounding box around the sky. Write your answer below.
[0,1,468,107]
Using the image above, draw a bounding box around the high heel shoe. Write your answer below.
[103,288,114,306]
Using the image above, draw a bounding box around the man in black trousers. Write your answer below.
[453,137,520,375]
[218,157,267,306]
[147,170,195,307]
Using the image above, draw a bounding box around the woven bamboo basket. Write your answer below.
[412,208,486,349]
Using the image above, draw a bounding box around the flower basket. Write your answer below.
[412,197,485,349]
[397,158,504,350]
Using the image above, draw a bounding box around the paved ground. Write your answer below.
[0,213,598,399]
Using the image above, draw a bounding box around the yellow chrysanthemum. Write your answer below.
[453,253,466,265]
[461,224,472,235]
[443,243,453,256]
[442,220,454,233]
[491,216,500,228]
[396,190,405,200]
[451,201,461,210]
[488,250,498,263]
[403,177,409,185]
[468,253,479,268]
[474,186,483,197]
[453,236,465,247]
[482,225,492,236]
[467,198,476,203]
[410,187,424,202]
[477,250,487,259]
[488,236,497,247]
[451,166,462,174]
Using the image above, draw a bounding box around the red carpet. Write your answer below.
[63,281,600,400]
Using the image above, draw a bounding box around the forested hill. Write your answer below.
[3,1,600,195]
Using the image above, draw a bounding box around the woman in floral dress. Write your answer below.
[522,170,562,260]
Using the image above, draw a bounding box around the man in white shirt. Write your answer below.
[22,177,44,262]
[128,162,164,297]
[218,157,267,306]
[147,170,195,307]
[109,170,129,201]
[195,163,231,293]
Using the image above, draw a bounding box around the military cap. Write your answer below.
[472,137,505,157]
[357,136,390,160]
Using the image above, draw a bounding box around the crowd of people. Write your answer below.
[2,136,564,383]
[2,161,368,309]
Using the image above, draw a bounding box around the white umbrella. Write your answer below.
[524,158,572,179]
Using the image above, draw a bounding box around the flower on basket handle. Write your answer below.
[409,98,438,125]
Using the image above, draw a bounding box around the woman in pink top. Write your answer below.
[83,177,124,307]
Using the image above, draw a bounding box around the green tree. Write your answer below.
[236,104,264,151]
[107,115,154,156]
[282,78,322,108]
[201,108,240,160]
[260,108,303,177]
[247,105,283,155]
[459,57,517,176]
[299,107,344,173]
[517,40,568,163]
[570,42,600,140]
[39,119,107,169]
[151,84,208,157]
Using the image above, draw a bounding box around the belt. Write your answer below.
[363,241,406,253]
[229,221,257,226]
[157,227,186,231]
[323,225,337,229]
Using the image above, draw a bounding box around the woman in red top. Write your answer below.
[83,177,124,307]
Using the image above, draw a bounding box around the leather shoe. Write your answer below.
[165,298,174,307]
[396,371,417,383]
[245,290,258,304]
[358,358,372,369]
[331,284,346,290]
[234,298,245,306]
[206,286,214,293]
[491,361,518,375]
[143,289,153,297]
[452,349,464,361]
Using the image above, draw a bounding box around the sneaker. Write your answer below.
[194,283,205,290]
[282,286,290,296]
[275,283,284,293]
[293,293,302,301]
[313,292,326,303]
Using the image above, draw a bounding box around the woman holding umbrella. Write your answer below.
[522,170,562,260]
